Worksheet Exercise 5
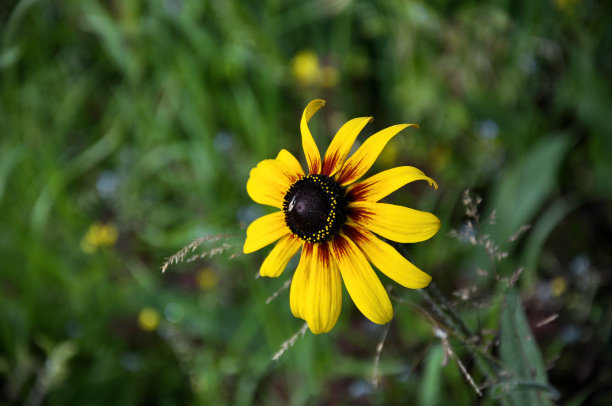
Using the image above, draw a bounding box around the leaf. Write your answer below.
[499,288,558,405]
[0,46,20,69]
[418,344,444,406]
[488,135,572,241]
[0,145,24,205]
[521,197,578,289]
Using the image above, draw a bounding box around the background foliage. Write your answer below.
[1,0,611,405]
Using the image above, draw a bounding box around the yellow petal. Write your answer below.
[289,244,311,320]
[260,234,302,277]
[243,212,288,253]
[322,117,372,177]
[337,124,418,185]
[276,149,305,179]
[246,149,303,208]
[349,201,440,243]
[300,99,325,174]
[345,225,432,289]
[290,243,342,334]
[347,166,437,202]
[330,234,393,325]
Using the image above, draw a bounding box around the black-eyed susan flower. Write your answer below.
[244,99,440,334]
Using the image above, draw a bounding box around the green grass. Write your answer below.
[1,0,611,405]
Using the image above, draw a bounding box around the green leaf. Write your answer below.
[0,46,20,69]
[521,197,578,289]
[488,135,572,241]
[499,288,558,405]
[419,344,444,406]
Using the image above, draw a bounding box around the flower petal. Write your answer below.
[321,117,372,177]
[289,244,311,320]
[243,212,288,253]
[347,166,437,202]
[330,234,393,325]
[336,124,418,185]
[300,99,325,174]
[349,201,440,243]
[276,149,305,179]
[246,149,303,208]
[290,243,342,333]
[259,234,302,277]
[345,225,432,289]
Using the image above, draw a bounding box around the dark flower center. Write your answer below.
[283,174,348,243]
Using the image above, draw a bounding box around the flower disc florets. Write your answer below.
[283,174,348,243]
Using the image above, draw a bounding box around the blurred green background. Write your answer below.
[1,0,611,405]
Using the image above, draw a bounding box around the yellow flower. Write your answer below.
[196,267,219,291]
[291,50,320,86]
[291,51,340,88]
[138,307,160,332]
[80,222,119,253]
[244,100,440,334]
[550,276,567,297]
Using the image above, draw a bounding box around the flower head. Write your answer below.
[138,307,161,332]
[291,50,320,87]
[244,99,440,334]
[80,221,119,253]
[291,50,339,88]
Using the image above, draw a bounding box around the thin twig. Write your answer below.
[509,225,532,242]
[435,327,482,397]
[266,279,292,305]
[391,291,506,376]
[272,323,308,361]
[161,234,232,273]
[535,314,559,328]
[184,243,233,263]
[421,282,474,340]
[372,319,393,388]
